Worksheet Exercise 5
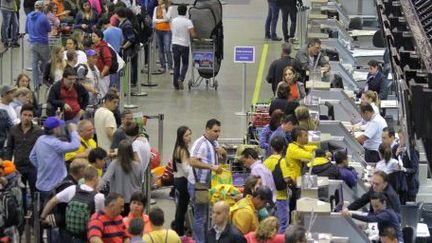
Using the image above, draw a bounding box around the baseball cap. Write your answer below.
[255,186,275,206]
[0,85,17,97]
[85,49,97,57]
[44,116,65,130]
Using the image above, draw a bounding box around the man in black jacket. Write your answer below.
[347,171,401,215]
[47,67,89,123]
[266,42,301,95]
[305,149,340,179]
[208,201,246,243]
[280,0,303,42]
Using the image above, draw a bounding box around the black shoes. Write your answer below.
[271,36,282,41]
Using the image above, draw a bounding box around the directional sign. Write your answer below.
[234,46,255,63]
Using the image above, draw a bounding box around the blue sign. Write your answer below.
[234,46,255,63]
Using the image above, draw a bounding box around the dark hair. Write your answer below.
[88,147,107,164]
[380,227,398,240]
[206,118,221,129]
[83,166,98,181]
[130,191,147,207]
[149,207,165,226]
[243,175,260,197]
[115,6,128,18]
[125,122,140,137]
[269,109,284,131]
[66,38,78,49]
[373,170,388,182]
[368,59,379,67]
[292,127,307,141]
[285,101,300,116]
[270,136,285,154]
[117,140,134,173]
[20,103,34,115]
[121,110,133,118]
[104,89,120,101]
[66,50,77,61]
[128,218,144,236]
[177,4,187,15]
[370,192,387,204]
[93,29,104,39]
[379,143,392,163]
[314,148,326,158]
[281,42,291,55]
[105,192,123,206]
[277,82,291,99]
[283,66,298,83]
[241,148,259,160]
[172,126,191,172]
[360,102,374,113]
[284,225,307,243]
[62,66,77,78]
[382,127,395,138]
[334,151,348,165]
[281,114,298,125]
[307,38,321,47]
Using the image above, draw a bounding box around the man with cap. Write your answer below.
[46,66,89,123]
[266,43,301,95]
[29,116,80,203]
[0,85,19,125]
[230,186,274,234]
[80,49,103,106]
[25,0,51,92]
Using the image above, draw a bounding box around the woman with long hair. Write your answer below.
[71,29,85,50]
[64,38,87,64]
[43,45,66,85]
[361,90,380,114]
[375,143,400,174]
[244,216,285,243]
[153,0,173,73]
[15,73,41,116]
[172,126,192,236]
[295,105,317,131]
[74,0,98,33]
[99,140,145,216]
[269,82,291,116]
[280,66,305,102]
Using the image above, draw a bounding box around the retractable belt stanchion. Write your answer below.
[142,35,159,87]
[295,5,309,49]
[34,192,41,243]
[20,33,25,71]
[9,47,14,84]
[132,44,148,96]
[124,56,138,109]
[0,51,4,85]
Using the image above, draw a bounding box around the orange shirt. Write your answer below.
[289,82,299,101]
[123,213,153,234]
[154,7,170,31]
[52,0,65,20]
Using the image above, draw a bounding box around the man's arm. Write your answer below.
[4,128,15,160]
[40,197,60,219]
[347,191,370,211]
[356,134,368,145]
[189,27,197,38]
[106,127,115,141]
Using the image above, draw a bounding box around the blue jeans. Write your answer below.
[30,43,50,89]
[281,5,298,39]
[188,182,208,243]
[1,10,18,43]
[172,44,189,88]
[275,199,289,233]
[156,30,173,70]
[265,1,280,37]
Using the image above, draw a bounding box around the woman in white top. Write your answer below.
[172,126,192,236]
[44,45,66,84]
[64,38,88,65]
[375,143,400,174]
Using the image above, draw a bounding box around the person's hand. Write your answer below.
[64,103,72,112]
[68,123,78,132]
[211,165,223,174]
[78,109,85,118]
[325,151,333,160]
[81,24,88,29]
[396,146,405,156]
[215,147,227,159]
[341,208,351,217]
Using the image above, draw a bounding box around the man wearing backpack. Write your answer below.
[263,136,291,233]
[41,166,104,243]
[239,148,276,201]
[92,30,114,91]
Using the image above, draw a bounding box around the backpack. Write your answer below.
[0,190,20,229]
[100,44,119,74]
[273,157,287,191]
[65,186,97,237]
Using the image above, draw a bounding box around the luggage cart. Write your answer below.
[189,38,219,90]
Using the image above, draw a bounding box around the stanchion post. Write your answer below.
[124,56,138,109]
[235,63,247,116]
[0,52,3,86]
[142,35,160,86]
[119,69,125,112]
[34,192,41,243]
[10,48,13,84]
[157,113,164,162]
[21,33,25,71]
[132,45,148,96]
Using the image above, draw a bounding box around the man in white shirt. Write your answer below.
[94,90,119,151]
[356,102,388,162]
[188,118,225,243]
[170,4,196,90]
[0,85,20,125]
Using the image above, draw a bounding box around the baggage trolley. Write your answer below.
[188,38,219,90]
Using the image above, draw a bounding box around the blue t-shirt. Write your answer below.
[103,27,124,53]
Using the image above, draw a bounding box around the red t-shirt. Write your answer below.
[88,211,128,243]
[288,82,299,102]
[60,82,80,120]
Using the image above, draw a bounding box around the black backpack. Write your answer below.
[100,45,119,74]
[272,157,287,191]
[0,189,20,229]
[65,186,97,238]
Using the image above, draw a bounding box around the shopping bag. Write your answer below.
[209,184,241,206]
[211,165,232,187]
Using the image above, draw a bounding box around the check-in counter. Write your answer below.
[301,213,371,243]
[309,89,361,122]
[329,61,361,92]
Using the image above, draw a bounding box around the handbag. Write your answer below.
[193,168,210,204]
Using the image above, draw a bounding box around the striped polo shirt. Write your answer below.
[188,135,219,184]
[87,210,128,243]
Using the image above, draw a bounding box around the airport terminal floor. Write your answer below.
[0,0,432,242]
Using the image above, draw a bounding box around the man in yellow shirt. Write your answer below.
[143,207,181,243]
[230,186,273,234]
[65,119,97,163]
[263,136,290,233]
